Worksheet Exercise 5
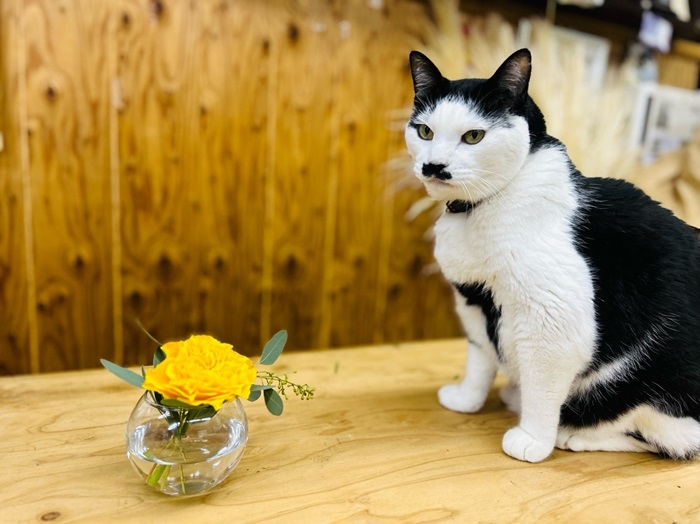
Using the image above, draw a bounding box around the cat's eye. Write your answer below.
[463,129,485,144]
[417,124,434,140]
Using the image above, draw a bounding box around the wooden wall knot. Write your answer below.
[40,512,61,521]
[207,249,228,272]
[37,283,70,313]
[287,23,300,44]
[125,284,149,311]
[67,247,91,272]
[151,247,183,280]
[149,0,164,22]
[279,247,305,278]
[352,254,365,269]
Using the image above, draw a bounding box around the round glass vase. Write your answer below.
[126,392,248,496]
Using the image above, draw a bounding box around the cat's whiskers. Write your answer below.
[456,179,477,206]
[468,175,509,212]
[471,167,511,181]
[471,168,517,199]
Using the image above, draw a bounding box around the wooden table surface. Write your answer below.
[3,339,700,523]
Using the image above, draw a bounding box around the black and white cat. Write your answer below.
[405,48,700,462]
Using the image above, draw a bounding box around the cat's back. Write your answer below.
[573,175,700,268]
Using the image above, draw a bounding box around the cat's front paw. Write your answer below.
[437,384,487,413]
[502,426,553,463]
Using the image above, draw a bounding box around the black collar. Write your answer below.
[446,200,480,214]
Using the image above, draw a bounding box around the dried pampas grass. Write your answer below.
[520,20,636,181]
[628,130,700,227]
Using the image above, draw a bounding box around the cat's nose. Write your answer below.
[422,163,451,180]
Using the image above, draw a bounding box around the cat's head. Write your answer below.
[405,49,547,203]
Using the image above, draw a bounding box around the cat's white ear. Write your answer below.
[409,51,444,96]
[490,49,532,104]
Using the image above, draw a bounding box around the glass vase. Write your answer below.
[126,392,248,496]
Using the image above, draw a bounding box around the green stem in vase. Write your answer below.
[179,464,186,494]
[144,410,190,493]
[146,463,170,488]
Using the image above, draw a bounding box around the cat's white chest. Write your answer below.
[432,208,510,286]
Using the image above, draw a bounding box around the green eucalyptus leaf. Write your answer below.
[153,346,166,367]
[247,390,262,402]
[186,405,217,424]
[263,388,284,416]
[250,384,274,392]
[100,359,144,388]
[259,330,288,365]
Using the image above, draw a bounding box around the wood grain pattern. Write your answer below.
[326,1,429,347]
[0,0,32,375]
[1,0,466,374]
[22,0,115,371]
[265,0,339,351]
[4,339,700,522]
[378,0,463,343]
[117,0,199,362]
[191,0,270,355]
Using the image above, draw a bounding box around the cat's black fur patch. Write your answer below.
[409,77,557,153]
[560,174,700,427]
[626,431,649,445]
[454,282,502,359]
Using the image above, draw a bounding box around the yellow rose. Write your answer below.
[142,335,257,410]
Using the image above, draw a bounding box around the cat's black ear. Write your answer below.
[409,51,445,96]
[490,49,532,105]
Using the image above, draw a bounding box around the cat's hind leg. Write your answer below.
[556,424,654,453]
[557,404,700,459]
[439,302,499,413]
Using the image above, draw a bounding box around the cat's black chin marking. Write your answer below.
[446,200,480,214]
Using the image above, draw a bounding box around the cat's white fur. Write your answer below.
[406,97,700,462]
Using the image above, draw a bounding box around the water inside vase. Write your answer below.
[127,417,247,496]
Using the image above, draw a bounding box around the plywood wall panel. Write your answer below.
[1,0,462,374]
[264,1,339,351]
[22,0,115,372]
[0,0,32,375]
[177,0,269,355]
[325,1,425,347]
[116,0,204,362]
